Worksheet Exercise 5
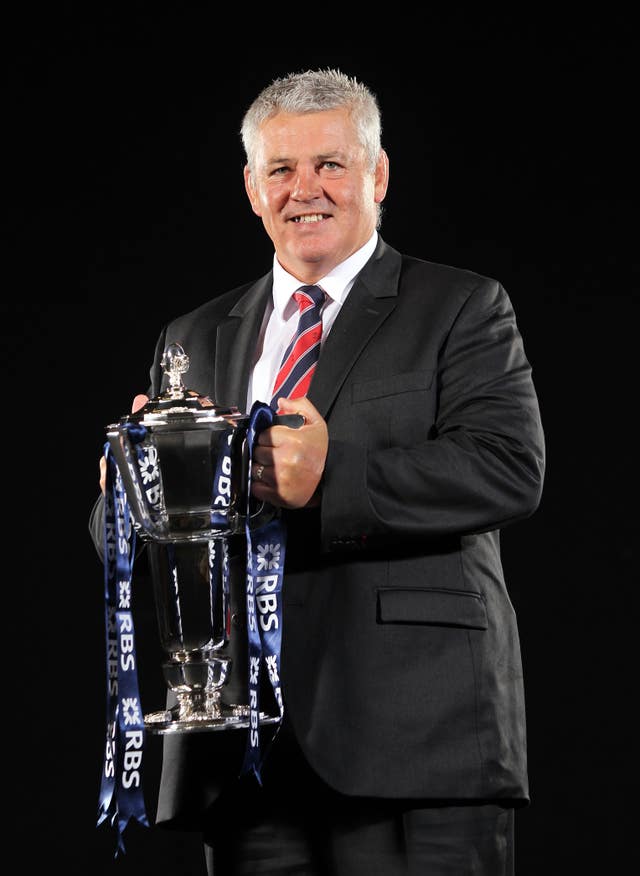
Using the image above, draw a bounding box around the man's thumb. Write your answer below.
[274,395,318,423]
[132,394,149,413]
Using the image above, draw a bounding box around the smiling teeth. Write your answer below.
[294,214,324,223]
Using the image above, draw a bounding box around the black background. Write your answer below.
[3,7,636,874]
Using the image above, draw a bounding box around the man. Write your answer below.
[92,69,545,874]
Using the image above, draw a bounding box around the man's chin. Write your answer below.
[281,241,338,273]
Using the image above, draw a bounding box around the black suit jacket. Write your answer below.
[93,237,545,827]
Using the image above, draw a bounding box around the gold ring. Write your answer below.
[255,464,264,481]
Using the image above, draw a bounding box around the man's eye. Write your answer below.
[322,161,339,170]
[271,166,289,176]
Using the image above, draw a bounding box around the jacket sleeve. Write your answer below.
[88,493,105,560]
[320,278,545,549]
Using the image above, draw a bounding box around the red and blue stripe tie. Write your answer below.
[270,284,325,409]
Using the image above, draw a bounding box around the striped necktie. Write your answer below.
[270,284,325,409]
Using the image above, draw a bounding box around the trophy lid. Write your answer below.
[110,342,246,429]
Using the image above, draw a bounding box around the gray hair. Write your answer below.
[240,68,383,175]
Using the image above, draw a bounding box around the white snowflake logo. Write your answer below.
[122,697,142,726]
[118,580,131,607]
[256,543,281,571]
[265,654,279,684]
[139,447,159,484]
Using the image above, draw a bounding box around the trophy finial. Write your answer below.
[161,342,190,399]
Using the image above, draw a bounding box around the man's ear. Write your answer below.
[244,165,262,216]
[374,149,390,204]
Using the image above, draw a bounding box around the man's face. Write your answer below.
[244,108,388,283]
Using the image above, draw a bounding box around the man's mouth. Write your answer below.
[291,214,329,223]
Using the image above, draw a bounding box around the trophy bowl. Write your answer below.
[105,343,299,734]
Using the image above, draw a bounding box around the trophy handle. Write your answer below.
[242,412,305,523]
[273,412,305,429]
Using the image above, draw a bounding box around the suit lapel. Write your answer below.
[309,238,402,417]
[214,273,272,408]
[212,239,402,415]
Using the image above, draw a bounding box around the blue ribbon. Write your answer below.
[241,402,287,782]
[97,443,149,855]
[98,405,286,852]
[211,426,234,530]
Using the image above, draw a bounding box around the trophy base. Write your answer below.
[144,705,280,735]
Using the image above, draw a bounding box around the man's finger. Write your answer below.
[132,394,149,413]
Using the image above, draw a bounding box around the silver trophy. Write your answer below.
[105,342,299,734]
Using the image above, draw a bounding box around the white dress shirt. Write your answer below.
[247,232,378,410]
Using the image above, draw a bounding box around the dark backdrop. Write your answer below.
[3,8,635,874]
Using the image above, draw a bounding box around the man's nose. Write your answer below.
[291,165,321,200]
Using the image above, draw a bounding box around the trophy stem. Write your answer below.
[144,687,278,735]
[144,687,224,729]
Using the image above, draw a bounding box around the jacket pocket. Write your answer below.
[377,587,488,630]
[352,369,435,403]
[351,370,436,450]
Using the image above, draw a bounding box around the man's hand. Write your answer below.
[251,396,328,508]
[98,394,149,494]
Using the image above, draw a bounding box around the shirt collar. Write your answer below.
[271,231,378,318]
